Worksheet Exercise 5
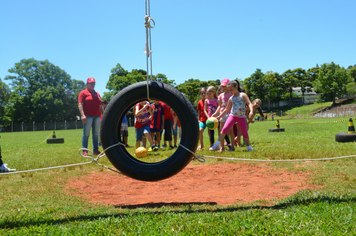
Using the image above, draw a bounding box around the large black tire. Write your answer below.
[100,81,199,181]
[269,128,285,132]
[46,138,64,144]
[335,132,356,142]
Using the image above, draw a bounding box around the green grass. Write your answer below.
[1,118,356,235]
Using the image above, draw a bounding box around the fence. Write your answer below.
[0,116,136,133]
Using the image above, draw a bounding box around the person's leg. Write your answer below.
[165,120,173,147]
[135,127,144,148]
[198,122,206,150]
[236,117,253,151]
[92,116,100,152]
[124,130,128,146]
[156,131,161,147]
[210,116,236,151]
[82,116,93,149]
[209,129,215,146]
[235,124,242,147]
[171,122,178,147]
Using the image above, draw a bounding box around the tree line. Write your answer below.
[1,58,355,126]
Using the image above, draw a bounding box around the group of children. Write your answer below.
[110,78,263,154]
[133,100,179,152]
[197,78,263,152]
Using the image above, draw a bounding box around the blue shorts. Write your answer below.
[150,128,162,133]
[199,121,206,130]
[135,125,151,141]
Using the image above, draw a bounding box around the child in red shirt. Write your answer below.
[197,87,207,150]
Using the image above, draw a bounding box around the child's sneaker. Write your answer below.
[247,147,254,152]
[197,145,203,150]
[0,164,16,172]
[94,150,101,155]
[174,145,178,148]
[83,150,88,156]
[148,145,158,152]
[169,146,174,150]
[209,143,220,151]
[162,144,166,148]
[218,147,224,152]
[228,147,235,152]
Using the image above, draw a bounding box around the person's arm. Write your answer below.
[197,102,201,121]
[78,102,87,124]
[212,99,221,117]
[173,114,178,129]
[204,99,210,118]
[217,99,232,120]
[148,104,154,120]
[243,94,254,120]
[136,104,148,116]
[100,104,104,114]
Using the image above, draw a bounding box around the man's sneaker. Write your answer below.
[209,143,220,151]
[174,145,178,148]
[83,150,88,156]
[169,145,174,150]
[93,150,101,155]
[0,164,16,172]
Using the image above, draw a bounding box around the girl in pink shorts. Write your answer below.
[210,80,254,152]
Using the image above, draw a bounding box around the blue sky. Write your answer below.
[1,0,355,96]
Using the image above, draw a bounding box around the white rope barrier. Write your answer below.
[201,154,356,162]
[0,162,93,175]
[178,143,356,163]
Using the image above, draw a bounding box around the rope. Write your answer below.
[0,142,126,176]
[144,0,155,100]
[201,154,356,162]
[178,144,356,163]
[0,162,93,175]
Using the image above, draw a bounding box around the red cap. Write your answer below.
[221,78,230,86]
[87,77,96,83]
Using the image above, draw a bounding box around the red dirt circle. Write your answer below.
[66,163,318,207]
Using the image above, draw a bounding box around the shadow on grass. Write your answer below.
[2,195,356,229]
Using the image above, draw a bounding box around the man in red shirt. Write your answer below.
[78,77,103,155]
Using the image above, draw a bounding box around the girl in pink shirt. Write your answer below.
[204,86,220,147]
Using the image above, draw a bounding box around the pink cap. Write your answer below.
[87,77,96,83]
[221,78,230,86]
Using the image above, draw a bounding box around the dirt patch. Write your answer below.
[66,163,319,207]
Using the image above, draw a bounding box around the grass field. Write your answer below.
[1,117,356,235]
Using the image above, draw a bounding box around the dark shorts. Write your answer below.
[164,119,172,141]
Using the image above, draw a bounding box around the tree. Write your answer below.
[263,71,284,105]
[243,69,266,101]
[313,62,352,104]
[281,69,297,100]
[348,64,356,82]
[5,58,79,122]
[0,78,11,126]
[176,79,217,107]
[104,63,177,101]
